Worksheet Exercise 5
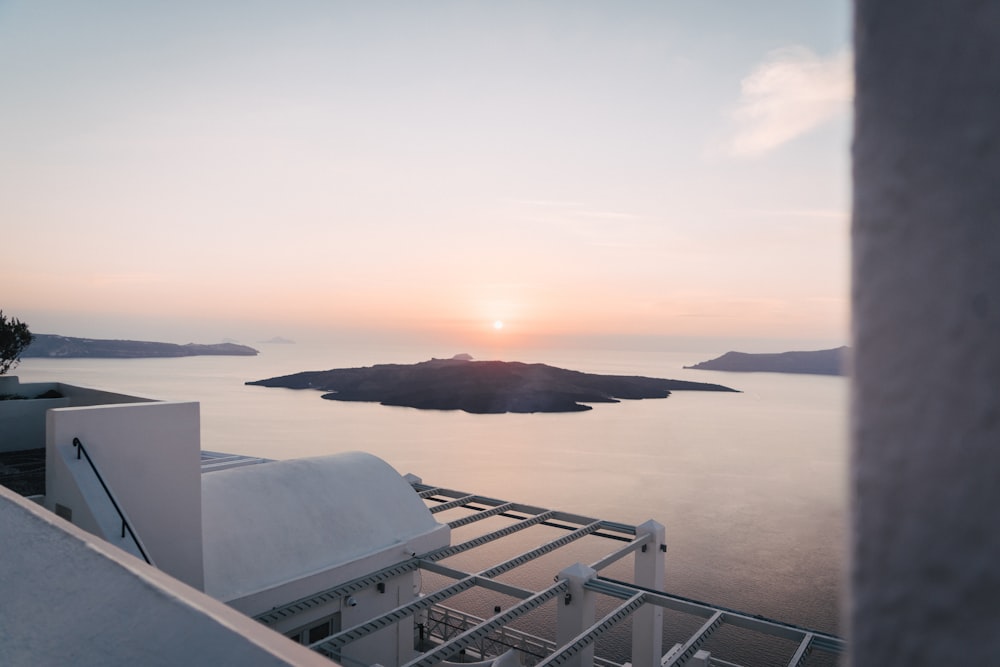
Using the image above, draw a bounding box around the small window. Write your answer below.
[308,620,331,644]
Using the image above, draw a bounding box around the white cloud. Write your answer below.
[726,46,853,157]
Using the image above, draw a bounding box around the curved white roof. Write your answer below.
[202,451,441,601]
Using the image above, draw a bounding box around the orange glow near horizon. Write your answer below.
[1,3,849,351]
[5,270,848,346]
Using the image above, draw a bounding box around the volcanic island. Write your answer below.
[685,347,848,376]
[23,334,258,358]
[247,356,738,414]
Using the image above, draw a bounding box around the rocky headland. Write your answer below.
[23,334,259,358]
[247,356,738,414]
[685,347,849,376]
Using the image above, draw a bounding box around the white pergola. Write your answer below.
[255,482,845,667]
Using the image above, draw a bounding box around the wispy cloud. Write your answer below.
[724,46,852,157]
[89,272,165,287]
[574,210,644,221]
[731,208,849,221]
[510,199,644,223]
[508,199,586,208]
[509,200,649,248]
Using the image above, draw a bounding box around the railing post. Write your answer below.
[556,563,597,667]
[631,520,665,667]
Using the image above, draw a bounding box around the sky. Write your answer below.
[0,1,851,350]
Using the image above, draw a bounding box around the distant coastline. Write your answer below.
[248,356,738,414]
[685,347,849,376]
[22,334,259,359]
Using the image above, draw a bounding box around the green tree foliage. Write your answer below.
[0,311,34,375]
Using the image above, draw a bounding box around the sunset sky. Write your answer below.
[1,1,850,349]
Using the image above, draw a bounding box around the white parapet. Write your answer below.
[0,483,331,667]
[45,400,204,590]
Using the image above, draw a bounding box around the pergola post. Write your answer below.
[631,520,665,667]
[556,562,597,667]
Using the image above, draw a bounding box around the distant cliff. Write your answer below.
[685,347,849,376]
[23,334,259,358]
[248,357,738,414]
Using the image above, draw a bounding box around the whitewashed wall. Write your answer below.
[0,377,151,452]
[0,484,330,667]
[45,401,204,589]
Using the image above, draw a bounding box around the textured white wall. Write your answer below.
[0,393,70,452]
[0,484,330,667]
[852,1,1000,663]
[46,401,204,589]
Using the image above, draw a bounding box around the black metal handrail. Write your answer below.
[72,437,151,564]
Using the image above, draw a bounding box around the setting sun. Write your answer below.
[493,320,504,330]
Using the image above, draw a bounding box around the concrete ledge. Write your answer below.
[0,483,332,667]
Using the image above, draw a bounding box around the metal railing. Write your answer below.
[420,605,622,667]
[72,437,151,564]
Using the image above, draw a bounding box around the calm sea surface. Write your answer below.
[16,341,847,640]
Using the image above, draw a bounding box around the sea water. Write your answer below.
[15,341,847,644]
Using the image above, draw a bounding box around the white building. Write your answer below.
[0,376,843,666]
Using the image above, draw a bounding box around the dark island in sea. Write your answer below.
[23,334,259,359]
[247,356,737,414]
[685,346,849,376]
